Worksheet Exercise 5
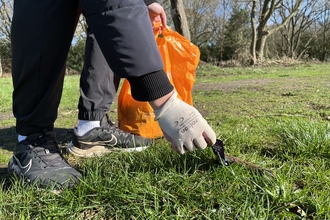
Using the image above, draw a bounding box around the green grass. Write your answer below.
[1,62,330,218]
[0,77,13,113]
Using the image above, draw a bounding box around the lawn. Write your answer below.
[0,62,330,219]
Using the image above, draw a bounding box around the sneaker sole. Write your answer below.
[67,142,149,158]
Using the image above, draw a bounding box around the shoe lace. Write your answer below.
[30,134,66,167]
[102,115,130,137]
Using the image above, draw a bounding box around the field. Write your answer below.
[0,63,330,219]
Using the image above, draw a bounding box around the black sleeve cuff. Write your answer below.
[127,70,174,101]
[144,0,157,6]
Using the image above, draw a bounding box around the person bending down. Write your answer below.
[9,0,216,189]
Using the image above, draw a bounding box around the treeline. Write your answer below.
[1,0,330,75]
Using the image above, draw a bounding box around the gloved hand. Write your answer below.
[154,92,216,154]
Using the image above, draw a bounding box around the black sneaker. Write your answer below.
[67,114,152,157]
[8,131,81,189]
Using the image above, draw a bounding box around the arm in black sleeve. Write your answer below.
[144,0,157,6]
[128,70,174,101]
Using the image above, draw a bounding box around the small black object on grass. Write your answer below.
[211,139,275,177]
[211,139,229,166]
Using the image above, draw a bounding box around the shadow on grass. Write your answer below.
[0,126,74,190]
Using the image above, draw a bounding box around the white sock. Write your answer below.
[77,120,100,136]
[18,135,27,142]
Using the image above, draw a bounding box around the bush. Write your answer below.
[0,39,12,75]
[67,39,86,73]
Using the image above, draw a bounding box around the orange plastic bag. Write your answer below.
[117,26,200,139]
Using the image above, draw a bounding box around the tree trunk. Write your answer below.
[0,56,2,77]
[250,0,257,65]
[170,0,191,40]
[255,29,269,60]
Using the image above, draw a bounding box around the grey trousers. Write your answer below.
[78,26,120,121]
[11,0,166,135]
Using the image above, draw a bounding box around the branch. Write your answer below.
[268,0,304,35]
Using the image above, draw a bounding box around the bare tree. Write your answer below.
[0,0,13,75]
[249,0,304,62]
[317,1,330,61]
[273,0,326,60]
[0,0,12,41]
[182,0,249,63]
[75,14,88,41]
[184,1,227,49]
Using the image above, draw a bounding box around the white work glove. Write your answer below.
[154,92,216,154]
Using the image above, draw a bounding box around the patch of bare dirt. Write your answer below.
[193,78,276,91]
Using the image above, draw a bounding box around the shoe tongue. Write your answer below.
[27,132,59,153]
[100,114,114,127]
[25,131,56,141]
[100,116,108,126]
[33,141,60,154]
[25,133,43,141]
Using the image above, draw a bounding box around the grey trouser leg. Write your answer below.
[11,0,80,135]
[78,0,164,120]
[78,26,119,121]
